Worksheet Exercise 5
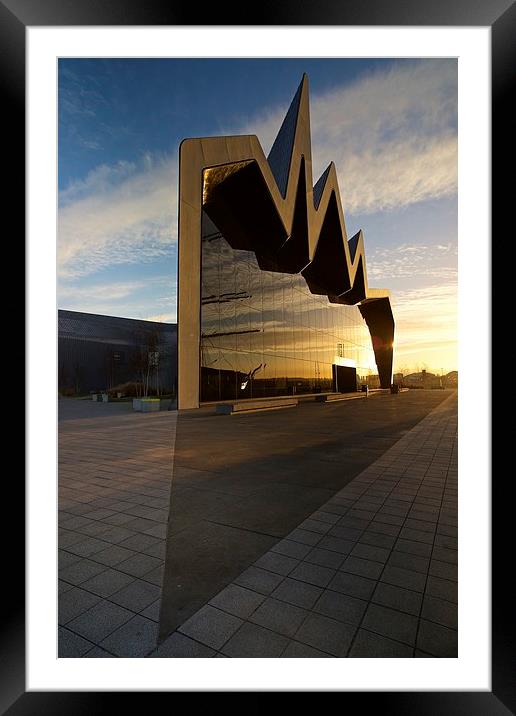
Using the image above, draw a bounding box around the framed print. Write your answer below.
[5,0,510,708]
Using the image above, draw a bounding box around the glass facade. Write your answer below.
[200,211,378,402]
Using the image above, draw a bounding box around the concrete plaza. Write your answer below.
[58,400,176,657]
[58,390,457,658]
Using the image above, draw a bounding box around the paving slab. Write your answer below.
[149,632,215,658]
[221,622,289,658]
[58,627,95,658]
[178,605,243,650]
[209,584,266,619]
[66,600,134,643]
[99,615,159,657]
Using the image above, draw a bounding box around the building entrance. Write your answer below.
[332,364,357,393]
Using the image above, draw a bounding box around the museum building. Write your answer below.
[177,75,395,409]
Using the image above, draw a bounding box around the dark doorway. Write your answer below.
[332,364,357,393]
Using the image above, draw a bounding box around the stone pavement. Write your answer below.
[58,400,177,657]
[159,389,452,637]
[154,391,457,658]
[58,391,457,658]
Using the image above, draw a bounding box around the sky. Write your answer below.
[58,58,458,374]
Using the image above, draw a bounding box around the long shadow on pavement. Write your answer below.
[159,390,452,640]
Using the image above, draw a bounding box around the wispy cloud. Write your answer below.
[315,61,457,214]
[59,66,128,155]
[58,155,177,279]
[59,280,146,303]
[59,66,108,118]
[58,60,456,282]
[143,312,177,323]
[234,60,457,215]
[58,276,176,321]
[367,242,457,281]
[60,160,139,205]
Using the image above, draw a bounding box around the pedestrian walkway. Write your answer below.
[153,391,457,658]
[58,404,177,657]
[158,389,452,637]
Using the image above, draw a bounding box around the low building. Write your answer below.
[442,371,458,388]
[402,370,442,389]
[58,309,177,396]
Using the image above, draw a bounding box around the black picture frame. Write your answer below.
[7,0,508,709]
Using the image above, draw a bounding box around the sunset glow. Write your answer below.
[58,58,457,375]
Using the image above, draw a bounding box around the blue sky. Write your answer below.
[58,58,457,373]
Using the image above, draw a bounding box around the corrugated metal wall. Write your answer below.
[58,310,177,395]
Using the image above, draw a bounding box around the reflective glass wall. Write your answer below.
[200,212,377,402]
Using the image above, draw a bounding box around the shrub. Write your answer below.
[59,387,76,397]
[107,381,142,398]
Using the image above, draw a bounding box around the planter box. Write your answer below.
[133,398,161,412]
[141,399,160,412]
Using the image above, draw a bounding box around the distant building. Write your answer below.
[58,309,177,396]
[397,370,457,390]
[402,371,443,389]
[442,370,458,388]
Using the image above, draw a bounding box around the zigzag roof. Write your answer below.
[188,74,390,306]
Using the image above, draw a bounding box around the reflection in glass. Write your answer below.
[200,209,378,402]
